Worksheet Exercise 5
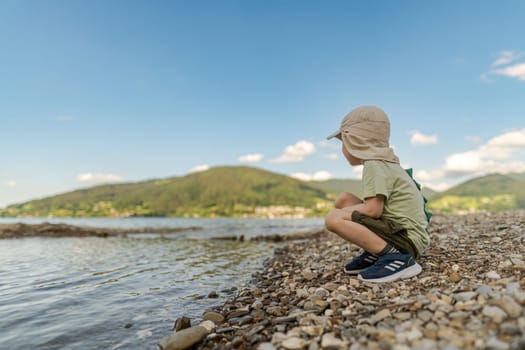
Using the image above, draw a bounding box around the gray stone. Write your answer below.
[500,322,523,336]
[159,320,215,350]
[417,310,433,322]
[258,342,277,350]
[315,287,330,299]
[485,336,510,350]
[482,306,508,323]
[486,271,501,280]
[453,291,477,302]
[476,285,497,298]
[321,333,344,348]
[491,296,522,318]
[252,300,264,310]
[510,337,525,350]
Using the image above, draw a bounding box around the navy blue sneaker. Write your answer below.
[344,251,378,274]
[358,252,422,283]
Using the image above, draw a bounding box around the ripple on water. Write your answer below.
[0,232,274,350]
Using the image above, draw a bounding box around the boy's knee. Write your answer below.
[325,209,342,232]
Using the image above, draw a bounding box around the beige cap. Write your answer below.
[327,106,399,163]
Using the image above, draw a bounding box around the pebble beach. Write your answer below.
[161,210,525,350]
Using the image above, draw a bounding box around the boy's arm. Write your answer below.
[343,195,384,219]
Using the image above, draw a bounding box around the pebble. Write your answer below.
[281,337,308,349]
[485,336,510,350]
[202,312,224,324]
[491,296,522,318]
[370,309,391,324]
[321,333,344,348]
[449,272,461,283]
[486,271,501,280]
[482,306,508,323]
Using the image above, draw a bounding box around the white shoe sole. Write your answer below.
[343,268,366,275]
[357,263,422,283]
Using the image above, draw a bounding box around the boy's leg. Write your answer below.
[325,208,387,254]
[325,209,422,282]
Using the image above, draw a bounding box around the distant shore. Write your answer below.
[0,222,326,241]
[159,210,525,350]
[0,222,203,239]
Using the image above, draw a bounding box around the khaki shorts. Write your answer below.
[351,211,420,259]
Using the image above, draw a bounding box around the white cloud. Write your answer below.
[410,131,438,145]
[324,153,339,160]
[5,181,16,187]
[422,182,453,192]
[271,140,316,163]
[291,170,333,181]
[492,50,521,67]
[76,173,124,184]
[487,129,525,147]
[188,165,209,173]
[414,128,525,182]
[239,153,264,163]
[494,62,525,81]
[485,51,525,82]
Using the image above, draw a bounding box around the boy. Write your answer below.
[324,106,430,283]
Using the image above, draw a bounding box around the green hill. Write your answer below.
[429,173,525,212]
[0,166,329,218]
[3,168,525,218]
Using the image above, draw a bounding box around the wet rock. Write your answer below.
[173,316,191,331]
[159,320,215,350]
[207,291,219,298]
[228,307,250,318]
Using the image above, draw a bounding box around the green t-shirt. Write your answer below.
[362,160,430,255]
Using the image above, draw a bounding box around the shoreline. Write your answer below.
[161,210,525,349]
[0,222,203,239]
[0,221,326,242]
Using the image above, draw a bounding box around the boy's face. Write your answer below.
[342,143,363,166]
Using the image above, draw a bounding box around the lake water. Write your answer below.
[0,217,323,350]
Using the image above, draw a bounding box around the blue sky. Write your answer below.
[1,0,525,207]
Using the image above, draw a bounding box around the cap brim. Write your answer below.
[326,130,341,140]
